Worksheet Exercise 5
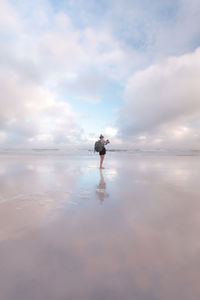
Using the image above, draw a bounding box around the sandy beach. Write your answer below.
[0,151,200,300]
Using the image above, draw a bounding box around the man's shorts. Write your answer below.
[99,147,106,155]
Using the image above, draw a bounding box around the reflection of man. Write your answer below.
[96,169,109,205]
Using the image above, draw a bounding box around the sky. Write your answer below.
[0,0,200,149]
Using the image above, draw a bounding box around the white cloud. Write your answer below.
[105,127,118,137]
[0,0,20,33]
[1,0,200,149]
[0,65,82,147]
[0,1,120,146]
[102,0,200,56]
[118,47,200,148]
[0,0,141,148]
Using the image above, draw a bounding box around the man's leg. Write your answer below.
[100,155,105,169]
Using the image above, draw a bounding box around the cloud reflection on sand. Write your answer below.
[0,154,200,300]
[0,156,81,241]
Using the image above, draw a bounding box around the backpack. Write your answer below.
[94,140,103,152]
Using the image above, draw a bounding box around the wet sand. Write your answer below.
[0,153,200,300]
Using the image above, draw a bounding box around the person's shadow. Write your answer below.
[96,169,109,205]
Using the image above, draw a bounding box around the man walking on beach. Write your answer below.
[99,134,110,169]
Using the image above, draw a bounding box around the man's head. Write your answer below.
[99,134,104,140]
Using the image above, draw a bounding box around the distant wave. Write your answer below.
[0,148,199,156]
[32,148,59,151]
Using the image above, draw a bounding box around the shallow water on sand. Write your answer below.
[0,153,200,300]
